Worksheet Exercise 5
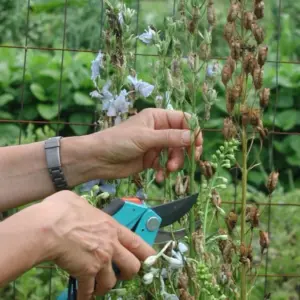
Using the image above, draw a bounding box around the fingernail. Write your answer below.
[182,131,191,144]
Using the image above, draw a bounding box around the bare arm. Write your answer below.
[0,134,101,211]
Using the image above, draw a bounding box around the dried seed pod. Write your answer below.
[243,12,254,30]
[199,160,216,179]
[179,288,195,300]
[245,206,260,228]
[178,272,189,289]
[230,39,241,60]
[254,1,265,19]
[222,240,236,264]
[192,229,204,255]
[202,81,209,94]
[266,171,279,193]
[199,41,211,60]
[259,88,270,108]
[224,22,235,44]
[211,189,222,207]
[207,0,216,26]
[259,230,270,254]
[226,56,236,73]
[249,108,261,126]
[258,46,268,67]
[221,63,233,86]
[226,88,236,115]
[227,2,240,22]
[243,53,257,75]
[252,66,263,90]
[225,210,238,233]
[222,117,237,140]
[251,23,265,44]
[175,175,189,196]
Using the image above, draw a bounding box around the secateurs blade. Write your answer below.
[57,193,200,300]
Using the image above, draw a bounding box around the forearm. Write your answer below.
[0,134,101,211]
[0,203,52,287]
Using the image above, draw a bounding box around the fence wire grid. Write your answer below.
[1,0,300,299]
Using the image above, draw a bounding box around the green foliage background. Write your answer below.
[0,0,300,299]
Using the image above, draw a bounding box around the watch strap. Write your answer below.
[44,136,69,191]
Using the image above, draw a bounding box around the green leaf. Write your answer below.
[37,104,58,120]
[0,124,20,146]
[30,83,47,101]
[0,94,14,106]
[277,88,294,108]
[69,113,93,135]
[286,152,300,166]
[73,92,94,106]
[0,111,13,119]
[290,136,300,152]
[275,110,297,130]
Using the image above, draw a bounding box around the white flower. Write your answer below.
[143,255,158,267]
[178,242,189,253]
[118,12,124,25]
[91,51,103,83]
[143,272,154,285]
[162,254,183,269]
[127,74,154,98]
[138,26,156,44]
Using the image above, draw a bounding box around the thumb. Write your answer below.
[77,276,96,300]
[145,129,193,149]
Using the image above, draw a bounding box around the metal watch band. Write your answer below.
[44,136,69,191]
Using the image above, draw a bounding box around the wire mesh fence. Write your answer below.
[1,0,300,299]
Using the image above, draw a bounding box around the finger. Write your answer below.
[94,264,117,296]
[143,148,161,169]
[77,276,96,300]
[116,225,156,261]
[149,109,191,130]
[166,148,185,172]
[113,244,141,280]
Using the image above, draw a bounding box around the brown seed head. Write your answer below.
[254,1,265,19]
[199,160,216,179]
[243,12,254,30]
[225,210,238,233]
[211,189,222,207]
[227,3,240,22]
[221,64,233,86]
[179,288,195,300]
[222,117,237,140]
[267,171,279,193]
[259,230,270,254]
[243,53,257,75]
[252,23,265,44]
[230,39,241,60]
[258,46,268,67]
[226,56,236,73]
[226,88,236,115]
[246,206,260,228]
[224,22,235,44]
[259,88,270,108]
[252,66,264,90]
[178,272,189,290]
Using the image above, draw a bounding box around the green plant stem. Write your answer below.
[240,126,248,300]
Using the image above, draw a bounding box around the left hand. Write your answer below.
[92,108,203,181]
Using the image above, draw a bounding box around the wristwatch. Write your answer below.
[44,136,69,191]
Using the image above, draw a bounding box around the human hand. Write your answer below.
[42,191,155,299]
[93,108,203,181]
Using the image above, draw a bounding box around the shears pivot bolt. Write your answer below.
[146,217,160,231]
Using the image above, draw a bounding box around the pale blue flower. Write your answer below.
[99,80,114,111]
[127,74,154,98]
[118,12,124,25]
[89,90,101,98]
[91,51,103,83]
[138,26,156,44]
[106,90,130,117]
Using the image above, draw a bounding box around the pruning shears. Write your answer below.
[57,193,200,300]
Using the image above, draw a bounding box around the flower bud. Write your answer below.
[143,255,158,267]
[266,171,279,193]
[207,0,216,26]
[259,88,270,108]
[258,46,268,67]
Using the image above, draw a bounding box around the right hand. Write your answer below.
[42,190,156,299]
